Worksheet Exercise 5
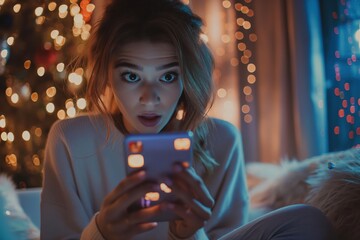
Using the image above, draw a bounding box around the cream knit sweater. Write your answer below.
[41,114,248,240]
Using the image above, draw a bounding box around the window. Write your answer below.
[320,0,360,150]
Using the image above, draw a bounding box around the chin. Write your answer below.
[136,126,163,134]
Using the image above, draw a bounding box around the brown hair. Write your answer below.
[84,0,217,172]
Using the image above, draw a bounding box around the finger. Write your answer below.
[114,205,165,234]
[170,183,212,221]
[106,182,160,219]
[104,170,147,205]
[127,203,169,223]
[172,164,214,208]
[125,222,158,237]
[168,203,207,227]
[106,220,158,239]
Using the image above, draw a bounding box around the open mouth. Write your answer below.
[137,114,162,127]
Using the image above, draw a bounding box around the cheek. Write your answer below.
[170,81,183,100]
[111,84,136,110]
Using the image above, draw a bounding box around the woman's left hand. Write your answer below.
[167,163,214,238]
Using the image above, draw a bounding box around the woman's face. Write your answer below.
[111,40,183,133]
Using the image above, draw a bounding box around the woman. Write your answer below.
[41,0,335,239]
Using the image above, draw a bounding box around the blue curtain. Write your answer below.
[320,0,360,151]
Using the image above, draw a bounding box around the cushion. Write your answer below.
[306,149,360,240]
[246,147,360,239]
[0,174,40,240]
[246,148,360,210]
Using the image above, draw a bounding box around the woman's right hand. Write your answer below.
[96,170,161,240]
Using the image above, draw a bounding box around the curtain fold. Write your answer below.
[247,0,328,163]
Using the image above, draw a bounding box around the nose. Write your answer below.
[139,83,160,106]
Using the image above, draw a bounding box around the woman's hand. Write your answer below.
[167,163,214,238]
[96,170,161,240]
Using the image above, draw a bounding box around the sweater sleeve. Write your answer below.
[168,120,249,240]
[204,120,249,239]
[168,228,208,240]
[41,120,98,240]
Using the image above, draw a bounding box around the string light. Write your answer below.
[46,103,55,113]
[1,0,94,187]
[0,116,6,128]
[37,67,45,76]
[233,0,256,124]
[48,2,57,11]
[76,98,87,110]
[13,4,21,13]
[57,110,66,120]
[22,131,31,141]
[34,7,44,16]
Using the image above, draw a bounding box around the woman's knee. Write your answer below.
[284,204,336,240]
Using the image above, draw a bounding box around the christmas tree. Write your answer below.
[0,0,94,188]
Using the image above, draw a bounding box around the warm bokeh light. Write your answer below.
[1,132,7,141]
[46,87,57,98]
[34,7,44,16]
[217,88,227,98]
[31,92,39,102]
[0,0,94,188]
[34,128,42,137]
[32,155,41,166]
[24,60,31,69]
[22,131,31,141]
[50,30,60,39]
[66,107,76,118]
[10,93,19,104]
[37,67,45,76]
[7,36,14,45]
[0,116,6,128]
[56,62,65,72]
[46,103,55,113]
[76,98,87,110]
[57,110,66,120]
[48,2,57,11]
[7,132,14,142]
[13,4,21,13]
[222,0,231,9]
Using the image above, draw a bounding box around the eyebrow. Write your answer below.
[114,61,179,70]
[156,62,179,70]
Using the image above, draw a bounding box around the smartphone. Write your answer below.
[123,131,194,221]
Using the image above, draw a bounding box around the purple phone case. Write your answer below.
[123,131,194,221]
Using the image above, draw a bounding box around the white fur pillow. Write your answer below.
[0,174,40,240]
[306,149,360,240]
[246,148,360,238]
[246,149,358,210]
[247,159,317,209]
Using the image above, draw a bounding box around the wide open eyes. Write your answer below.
[121,71,140,83]
[159,71,179,83]
[120,71,179,83]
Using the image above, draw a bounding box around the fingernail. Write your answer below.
[182,161,190,168]
[164,178,173,187]
[137,170,146,178]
